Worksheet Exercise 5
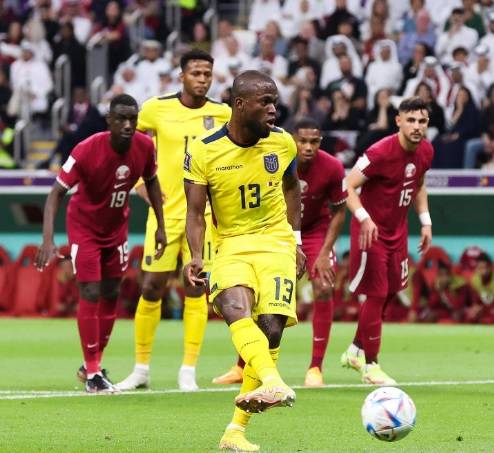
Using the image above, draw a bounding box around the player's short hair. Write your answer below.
[109,94,138,111]
[180,48,214,70]
[478,252,492,265]
[293,117,321,132]
[398,96,430,114]
[231,70,275,100]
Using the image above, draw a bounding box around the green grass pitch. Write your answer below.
[0,318,493,452]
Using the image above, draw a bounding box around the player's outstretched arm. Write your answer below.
[345,167,378,250]
[35,181,67,271]
[313,203,346,287]
[282,168,306,279]
[413,178,432,255]
[184,180,207,286]
[144,175,167,259]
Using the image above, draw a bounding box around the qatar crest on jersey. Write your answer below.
[203,116,215,130]
[116,165,130,180]
[299,179,308,194]
[263,153,279,174]
[404,163,416,178]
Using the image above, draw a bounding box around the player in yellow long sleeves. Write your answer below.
[116,49,231,391]
[184,70,306,452]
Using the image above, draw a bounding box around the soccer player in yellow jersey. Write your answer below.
[116,49,231,391]
[184,70,306,452]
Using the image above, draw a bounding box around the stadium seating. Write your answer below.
[0,246,13,311]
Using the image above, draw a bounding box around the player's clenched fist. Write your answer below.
[184,257,206,287]
[296,245,307,280]
[154,227,167,259]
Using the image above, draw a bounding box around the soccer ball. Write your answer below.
[361,387,416,442]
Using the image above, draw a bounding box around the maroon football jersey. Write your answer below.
[298,150,347,233]
[57,131,157,245]
[351,134,434,248]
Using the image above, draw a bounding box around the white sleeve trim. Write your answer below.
[56,176,70,189]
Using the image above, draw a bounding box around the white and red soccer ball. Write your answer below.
[361,387,416,442]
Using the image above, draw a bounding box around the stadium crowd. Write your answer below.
[2,0,494,169]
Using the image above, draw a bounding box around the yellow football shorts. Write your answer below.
[209,245,297,327]
[142,211,214,273]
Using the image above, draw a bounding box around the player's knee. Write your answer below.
[80,283,100,302]
[257,315,285,348]
[314,287,333,300]
[141,274,166,301]
[101,283,120,300]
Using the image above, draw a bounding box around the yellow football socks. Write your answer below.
[182,294,208,366]
[230,318,280,383]
[135,296,162,365]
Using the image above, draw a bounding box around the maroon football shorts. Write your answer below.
[302,227,336,281]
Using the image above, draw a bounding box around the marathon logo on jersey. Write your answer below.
[299,179,308,194]
[263,153,279,174]
[203,116,215,130]
[62,155,76,173]
[405,163,417,178]
[184,150,192,171]
[116,165,130,180]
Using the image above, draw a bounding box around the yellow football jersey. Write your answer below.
[138,93,231,220]
[184,124,297,253]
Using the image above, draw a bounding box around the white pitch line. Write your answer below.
[1,380,493,401]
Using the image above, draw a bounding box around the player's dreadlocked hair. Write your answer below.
[110,94,138,111]
[180,48,214,70]
[399,96,430,114]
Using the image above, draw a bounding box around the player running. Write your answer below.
[184,70,305,452]
[35,94,166,393]
[116,49,230,392]
[340,96,434,385]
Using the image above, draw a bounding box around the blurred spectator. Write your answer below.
[355,88,398,157]
[365,40,402,106]
[361,0,392,40]
[320,35,363,90]
[403,56,450,107]
[280,0,320,39]
[23,15,53,64]
[133,40,171,100]
[46,87,105,168]
[465,252,494,323]
[92,0,131,77]
[211,19,234,59]
[0,21,23,67]
[8,41,53,118]
[187,21,211,53]
[297,20,325,63]
[435,7,478,64]
[326,54,367,113]
[124,0,167,41]
[0,67,12,123]
[0,0,18,35]
[419,261,470,323]
[464,83,494,167]
[322,88,364,131]
[399,42,431,94]
[400,0,426,33]
[111,65,148,106]
[60,0,92,44]
[398,8,436,64]
[479,11,494,61]
[443,0,486,38]
[414,81,446,139]
[52,21,87,89]
[287,37,321,87]
[433,86,479,168]
[464,44,494,106]
[314,0,360,41]
[35,1,60,46]
[254,20,289,57]
[248,0,282,33]
[361,16,388,64]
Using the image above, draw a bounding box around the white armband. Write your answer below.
[419,211,432,226]
[293,230,302,245]
[354,207,370,223]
